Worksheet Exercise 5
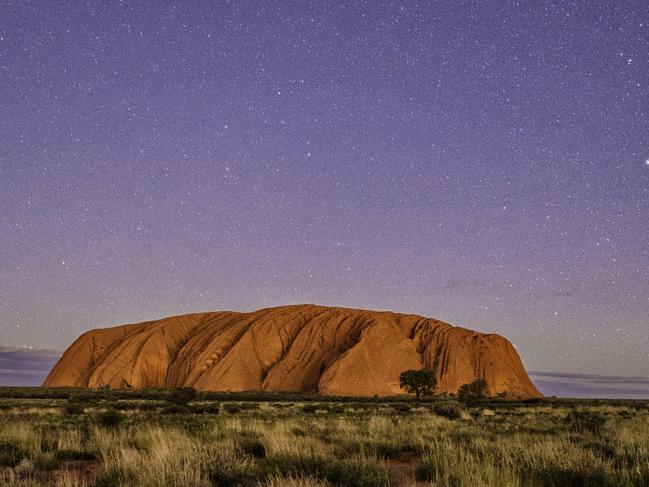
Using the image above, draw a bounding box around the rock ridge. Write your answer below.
[44,304,542,398]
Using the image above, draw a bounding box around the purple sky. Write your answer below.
[1,1,648,379]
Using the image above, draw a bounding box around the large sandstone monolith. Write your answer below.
[44,304,541,398]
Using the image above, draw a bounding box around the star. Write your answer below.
[0,0,647,388]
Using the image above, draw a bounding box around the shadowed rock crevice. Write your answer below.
[43,304,542,398]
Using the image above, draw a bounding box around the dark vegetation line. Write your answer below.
[1,386,648,408]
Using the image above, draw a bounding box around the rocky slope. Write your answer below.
[43,304,541,398]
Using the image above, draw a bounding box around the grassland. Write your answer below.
[0,387,648,486]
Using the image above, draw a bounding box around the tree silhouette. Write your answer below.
[458,378,489,402]
[399,369,437,399]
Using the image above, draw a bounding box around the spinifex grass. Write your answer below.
[0,390,648,486]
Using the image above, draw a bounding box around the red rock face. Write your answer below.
[43,304,542,398]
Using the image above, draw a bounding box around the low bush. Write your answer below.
[458,379,489,403]
[33,453,60,471]
[373,441,402,459]
[566,410,608,435]
[65,402,84,415]
[95,467,136,487]
[302,404,318,414]
[415,462,437,482]
[168,387,198,405]
[54,449,97,461]
[0,440,26,467]
[392,403,412,414]
[69,391,98,403]
[432,401,463,420]
[583,440,617,461]
[263,454,390,487]
[222,402,260,414]
[95,409,124,428]
[209,464,259,487]
[239,438,267,458]
[224,403,242,414]
[191,403,220,414]
[39,433,58,453]
[528,465,615,487]
[162,404,190,414]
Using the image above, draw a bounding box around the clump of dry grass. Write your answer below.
[92,426,254,487]
[265,474,330,486]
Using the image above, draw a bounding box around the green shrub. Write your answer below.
[191,403,220,414]
[415,462,438,482]
[33,454,59,471]
[0,440,26,467]
[167,387,198,405]
[302,404,318,414]
[392,403,412,414]
[617,410,634,419]
[263,454,389,487]
[65,402,84,415]
[239,438,267,458]
[458,379,489,403]
[39,433,58,453]
[96,409,124,428]
[95,467,136,487]
[54,449,97,461]
[583,440,617,461]
[69,391,97,403]
[136,402,160,411]
[222,402,259,413]
[566,410,607,435]
[162,404,190,414]
[528,465,615,487]
[433,401,463,420]
[224,403,242,414]
[291,427,308,437]
[239,403,259,411]
[209,465,259,487]
[373,442,401,459]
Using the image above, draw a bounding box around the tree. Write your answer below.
[399,369,437,399]
[457,378,489,403]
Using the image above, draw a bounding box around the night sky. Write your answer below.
[1,1,648,379]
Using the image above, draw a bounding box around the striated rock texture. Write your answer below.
[44,304,541,398]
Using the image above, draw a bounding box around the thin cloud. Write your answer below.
[0,348,60,386]
[530,371,649,399]
[530,371,649,385]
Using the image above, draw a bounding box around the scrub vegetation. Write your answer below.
[0,387,648,486]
